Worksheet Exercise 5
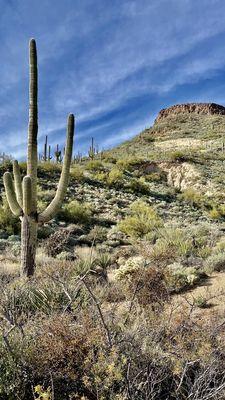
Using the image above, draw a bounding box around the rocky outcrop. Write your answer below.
[159,162,201,191]
[156,103,225,122]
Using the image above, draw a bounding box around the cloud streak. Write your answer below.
[1,0,225,158]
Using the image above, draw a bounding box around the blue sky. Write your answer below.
[1,0,225,159]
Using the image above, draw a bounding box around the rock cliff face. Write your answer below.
[155,103,225,122]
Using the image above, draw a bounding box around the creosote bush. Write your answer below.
[118,200,162,238]
[86,160,104,171]
[60,200,92,224]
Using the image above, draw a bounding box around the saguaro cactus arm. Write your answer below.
[13,160,23,207]
[3,172,22,216]
[39,114,74,223]
[23,176,32,215]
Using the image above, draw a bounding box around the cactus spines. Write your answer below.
[3,39,74,277]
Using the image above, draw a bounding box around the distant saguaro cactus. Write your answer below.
[3,39,74,277]
[55,144,62,163]
[48,145,52,161]
[43,135,48,161]
[88,137,96,160]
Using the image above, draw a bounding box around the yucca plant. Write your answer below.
[3,39,74,277]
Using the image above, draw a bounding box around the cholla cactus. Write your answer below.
[3,39,74,277]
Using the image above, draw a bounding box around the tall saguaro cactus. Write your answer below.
[3,39,74,277]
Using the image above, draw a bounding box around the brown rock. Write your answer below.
[155,102,225,122]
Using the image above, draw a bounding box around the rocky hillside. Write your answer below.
[1,103,225,399]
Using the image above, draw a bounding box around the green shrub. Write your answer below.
[70,166,85,182]
[87,225,108,243]
[115,256,147,281]
[156,227,194,257]
[0,197,20,234]
[38,162,61,173]
[165,263,202,293]
[179,188,203,208]
[144,171,167,183]
[118,200,162,238]
[116,156,142,171]
[125,177,149,194]
[107,168,124,186]
[95,171,108,182]
[168,150,188,162]
[204,252,225,273]
[61,200,92,224]
[86,160,104,171]
[193,295,209,309]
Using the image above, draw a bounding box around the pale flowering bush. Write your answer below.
[114,256,148,281]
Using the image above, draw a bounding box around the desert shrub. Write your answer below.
[18,161,27,172]
[168,150,189,162]
[165,263,203,293]
[56,251,75,261]
[102,155,117,163]
[44,228,71,257]
[0,280,67,318]
[125,177,149,194]
[156,227,194,257]
[115,256,147,281]
[107,168,124,186]
[37,225,53,239]
[115,259,168,306]
[178,188,203,208]
[95,171,108,182]
[144,171,167,182]
[208,204,225,220]
[129,266,169,306]
[23,313,126,400]
[38,162,61,173]
[0,197,20,234]
[87,225,108,243]
[119,200,162,238]
[145,239,176,267]
[141,226,194,267]
[37,199,48,213]
[85,160,104,171]
[60,200,92,224]
[116,156,142,171]
[37,186,55,202]
[70,166,85,181]
[204,252,225,273]
[193,295,209,309]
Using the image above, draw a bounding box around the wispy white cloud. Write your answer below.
[1,0,225,158]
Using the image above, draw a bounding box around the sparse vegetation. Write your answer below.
[1,43,225,399]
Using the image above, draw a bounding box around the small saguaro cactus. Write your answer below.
[88,137,96,160]
[48,145,52,161]
[3,39,74,277]
[55,144,63,163]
